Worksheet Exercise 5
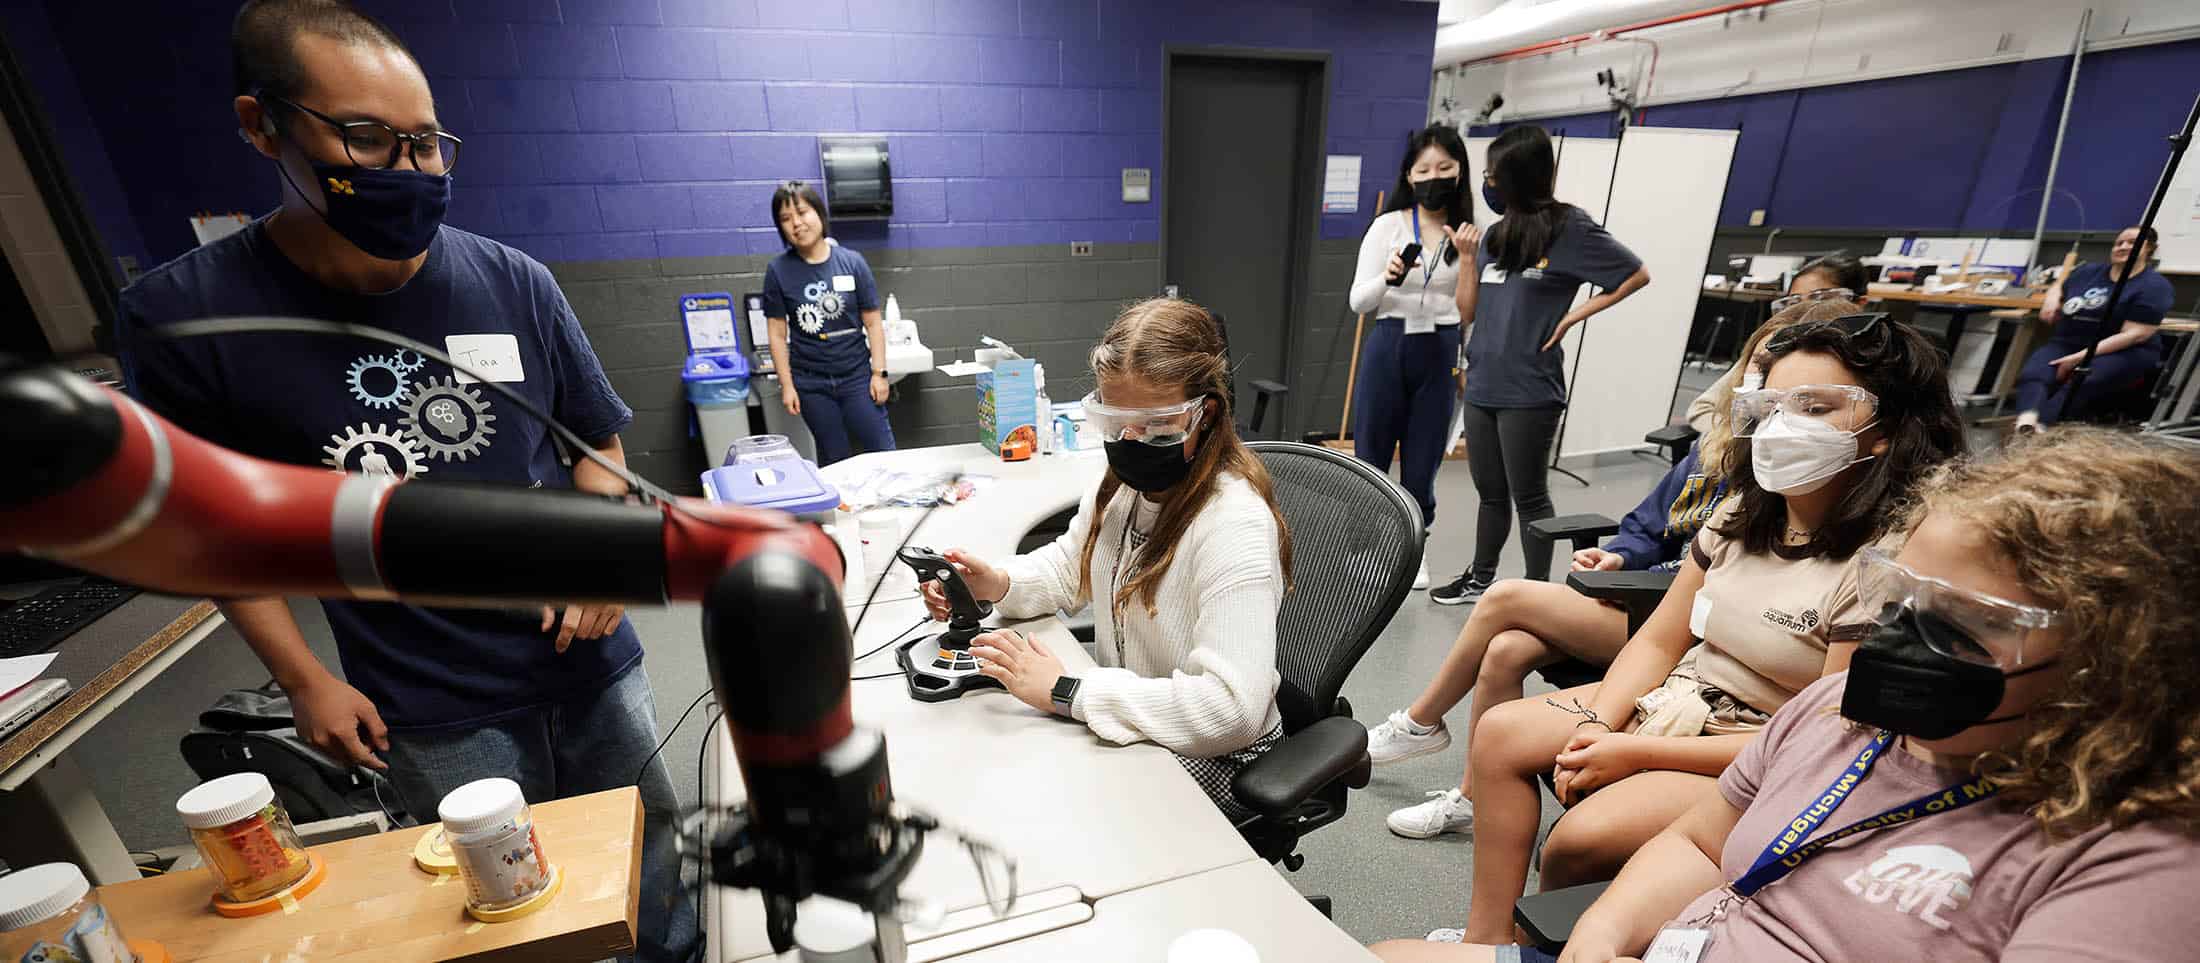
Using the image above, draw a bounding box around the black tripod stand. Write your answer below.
[2055,93,2199,424]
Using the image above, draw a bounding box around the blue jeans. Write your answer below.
[1353,320,1461,529]
[2012,338,2162,425]
[382,662,696,963]
[794,368,896,465]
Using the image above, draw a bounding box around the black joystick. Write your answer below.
[893,546,1002,702]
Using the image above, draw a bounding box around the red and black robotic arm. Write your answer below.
[1,356,920,956]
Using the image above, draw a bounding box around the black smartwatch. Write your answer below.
[1049,676,1082,717]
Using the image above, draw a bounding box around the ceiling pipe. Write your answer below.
[1443,0,1783,68]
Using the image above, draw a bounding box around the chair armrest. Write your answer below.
[1514,880,1613,952]
[1527,513,1621,548]
[1566,569,1674,607]
[1249,379,1289,396]
[1231,716,1369,819]
[1644,424,1699,446]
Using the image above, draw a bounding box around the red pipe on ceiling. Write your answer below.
[1463,0,1783,65]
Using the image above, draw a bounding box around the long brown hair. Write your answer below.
[1912,429,2200,838]
[1077,299,1294,616]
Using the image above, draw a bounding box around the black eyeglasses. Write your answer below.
[263,95,462,176]
[1764,311,1889,353]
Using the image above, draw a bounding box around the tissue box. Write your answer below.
[977,358,1037,456]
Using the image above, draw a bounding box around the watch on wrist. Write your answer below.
[1049,676,1081,716]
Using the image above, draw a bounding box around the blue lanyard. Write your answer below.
[1408,213,1441,286]
[1732,731,1998,898]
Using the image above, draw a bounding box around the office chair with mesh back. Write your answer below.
[1231,441,1424,890]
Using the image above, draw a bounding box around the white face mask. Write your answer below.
[1751,411,1877,495]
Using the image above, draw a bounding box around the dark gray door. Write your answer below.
[1165,54,1318,436]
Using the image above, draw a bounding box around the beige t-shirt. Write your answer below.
[1684,500,1882,715]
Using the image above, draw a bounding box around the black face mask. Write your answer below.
[1103,439,1192,494]
[1481,183,1506,216]
[1412,176,1459,211]
[1841,606,2059,741]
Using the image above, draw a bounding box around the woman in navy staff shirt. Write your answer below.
[763,180,895,464]
[1430,126,1650,604]
[1347,123,1479,591]
[2012,225,2175,431]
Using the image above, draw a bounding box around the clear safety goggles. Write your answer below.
[1857,547,2061,669]
[1768,287,1858,313]
[1729,383,1879,436]
[1079,391,1206,446]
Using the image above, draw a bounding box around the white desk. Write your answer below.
[705,602,1257,961]
[826,444,1108,608]
[949,860,1377,962]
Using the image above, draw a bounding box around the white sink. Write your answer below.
[883,342,933,384]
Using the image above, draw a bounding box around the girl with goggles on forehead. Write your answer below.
[917,299,1295,818]
[1685,254,1871,434]
[1380,311,1965,951]
[1384,429,2200,963]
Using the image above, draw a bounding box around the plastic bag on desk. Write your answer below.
[836,469,995,511]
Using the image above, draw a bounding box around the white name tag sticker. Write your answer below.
[1480,264,1507,284]
[1690,594,1713,639]
[445,334,525,384]
[832,273,857,292]
[1645,927,1712,963]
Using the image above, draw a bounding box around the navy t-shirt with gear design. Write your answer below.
[115,218,641,730]
[761,242,881,378]
[2048,261,2173,350]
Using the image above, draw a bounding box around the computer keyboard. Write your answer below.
[0,579,140,660]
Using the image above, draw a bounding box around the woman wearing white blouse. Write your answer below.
[1349,124,1480,589]
[920,298,1295,818]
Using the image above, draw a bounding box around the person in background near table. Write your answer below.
[1376,428,2200,963]
[1371,300,1864,842]
[1686,254,1871,433]
[915,299,1294,820]
[2011,226,2175,431]
[1430,126,1651,605]
[1408,312,1967,947]
[1347,123,1479,591]
[113,3,690,959]
[762,179,894,465]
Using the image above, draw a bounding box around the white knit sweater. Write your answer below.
[996,472,1285,759]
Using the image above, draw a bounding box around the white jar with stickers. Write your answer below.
[438,777,558,920]
[0,863,155,963]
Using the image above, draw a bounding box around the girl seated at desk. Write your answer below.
[918,298,1294,819]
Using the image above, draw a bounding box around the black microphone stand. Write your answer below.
[2055,93,2199,423]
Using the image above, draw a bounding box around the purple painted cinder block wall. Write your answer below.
[21,0,1436,269]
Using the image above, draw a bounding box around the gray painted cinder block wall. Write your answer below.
[550,236,1367,494]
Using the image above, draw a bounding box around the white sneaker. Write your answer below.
[1367,709,1451,765]
[1425,928,1465,943]
[1387,787,1475,839]
[1413,560,1431,590]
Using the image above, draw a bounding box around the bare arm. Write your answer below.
[1542,265,1652,351]
[1453,223,1482,324]
[768,317,799,414]
[224,597,389,769]
[2058,320,2161,361]
[863,308,886,373]
[570,434,628,497]
[2038,277,2067,322]
[1560,792,1743,962]
[546,435,630,650]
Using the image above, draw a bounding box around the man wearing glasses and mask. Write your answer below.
[114,3,692,959]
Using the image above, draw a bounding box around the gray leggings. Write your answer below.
[1460,403,1565,582]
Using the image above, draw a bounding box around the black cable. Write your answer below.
[852,671,906,681]
[634,688,714,784]
[853,616,931,666]
[692,703,720,947]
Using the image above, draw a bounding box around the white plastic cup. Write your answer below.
[793,897,877,962]
[859,512,903,595]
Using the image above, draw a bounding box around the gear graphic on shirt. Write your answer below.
[399,375,497,462]
[346,354,412,410]
[795,303,827,335]
[392,349,428,373]
[816,290,846,320]
[321,423,429,479]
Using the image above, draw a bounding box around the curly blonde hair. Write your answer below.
[1912,428,2200,838]
[1698,299,1867,477]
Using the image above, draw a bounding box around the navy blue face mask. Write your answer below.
[275,144,450,260]
[1481,182,1506,217]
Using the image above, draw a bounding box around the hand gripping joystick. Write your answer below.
[893,546,1002,702]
